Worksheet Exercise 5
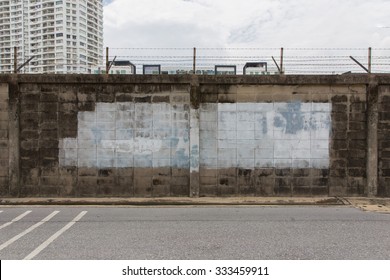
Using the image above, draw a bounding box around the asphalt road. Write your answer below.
[0,206,389,260]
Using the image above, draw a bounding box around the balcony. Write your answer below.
[42,23,55,27]
[42,28,55,34]
[42,16,55,21]
[42,42,55,47]
[30,43,42,49]
[43,47,55,52]
[42,35,55,40]
[43,54,55,59]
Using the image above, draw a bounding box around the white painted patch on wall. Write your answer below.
[59,103,190,168]
[200,102,332,169]
[59,101,331,169]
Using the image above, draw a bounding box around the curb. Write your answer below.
[0,197,345,206]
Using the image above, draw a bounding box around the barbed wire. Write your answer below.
[101,47,390,75]
[1,47,390,74]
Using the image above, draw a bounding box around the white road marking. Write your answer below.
[0,211,3,213]
[0,211,32,230]
[24,211,87,260]
[0,211,59,251]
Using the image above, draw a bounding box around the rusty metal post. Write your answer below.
[193,47,196,74]
[350,56,370,73]
[368,47,372,74]
[280,47,284,74]
[13,47,17,74]
[105,47,109,74]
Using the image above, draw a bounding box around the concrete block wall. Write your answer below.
[0,74,389,197]
[16,81,191,197]
[198,84,367,196]
[329,89,367,196]
[59,102,190,169]
[0,83,8,195]
[200,102,331,170]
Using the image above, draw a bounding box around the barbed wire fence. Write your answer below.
[5,47,390,75]
[105,47,390,75]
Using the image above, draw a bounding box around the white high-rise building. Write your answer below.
[0,0,103,74]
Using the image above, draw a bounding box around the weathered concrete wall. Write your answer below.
[0,74,389,197]
[197,84,367,196]
[0,83,9,195]
[379,85,390,196]
[200,102,331,169]
[15,82,191,197]
[59,102,190,169]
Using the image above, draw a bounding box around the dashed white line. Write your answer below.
[0,211,32,230]
[0,211,60,251]
[24,211,87,260]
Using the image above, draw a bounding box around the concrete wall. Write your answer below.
[379,85,390,196]
[59,102,190,169]
[197,83,368,196]
[0,74,389,197]
[199,102,331,169]
[0,83,9,195]
[14,82,191,197]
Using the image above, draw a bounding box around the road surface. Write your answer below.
[0,206,389,259]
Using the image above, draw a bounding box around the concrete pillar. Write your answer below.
[8,79,20,196]
[189,77,200,197]
[189,108,200,197]
[0,83,10,195]
[366,80,379,197]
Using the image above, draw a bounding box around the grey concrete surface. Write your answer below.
[0,206,389,260]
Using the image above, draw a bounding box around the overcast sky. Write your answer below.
[103,0,390,48]
[102,0,390,74]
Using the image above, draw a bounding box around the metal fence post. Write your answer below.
[368,47,372,74]
[280,47,284,74]
[193,47,196,74]
[106,47,109,74]
[14,47,17,74]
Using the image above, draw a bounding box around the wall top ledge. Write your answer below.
[1,73,390,85]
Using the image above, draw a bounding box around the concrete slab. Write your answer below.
[344,197,390,214]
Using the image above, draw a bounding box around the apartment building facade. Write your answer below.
[0,0,103,74]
